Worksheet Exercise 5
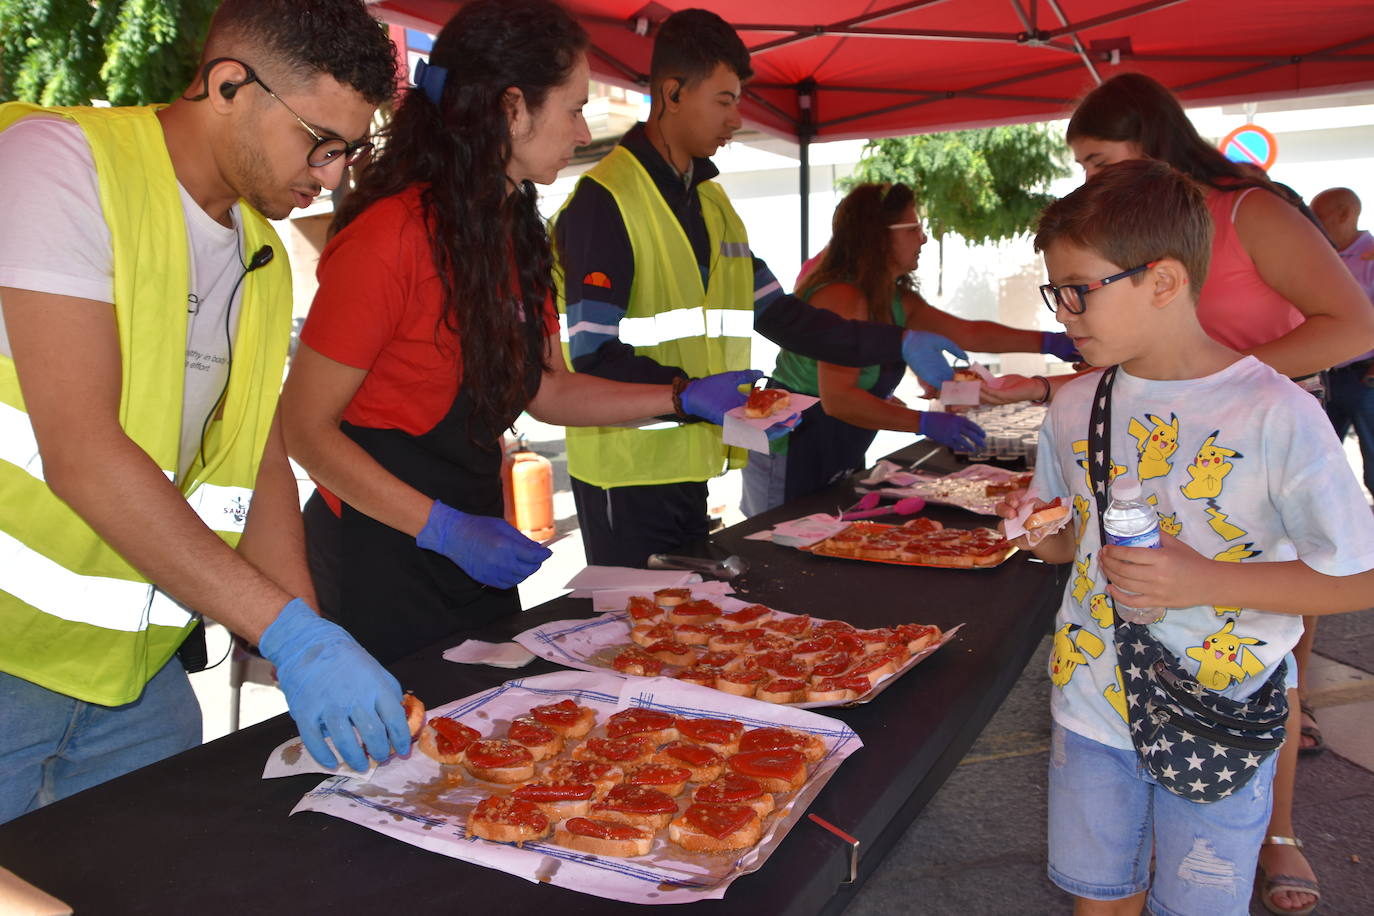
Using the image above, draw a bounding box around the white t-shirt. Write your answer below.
[0,115,246,481]
[1032,357,1374,751]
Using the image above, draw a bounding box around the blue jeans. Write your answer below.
[741,448,788,518]
[1326,362,1374,498]
[1048,723,1276,915]
[0,657,201,825]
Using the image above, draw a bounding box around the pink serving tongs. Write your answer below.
[840,495,926,521]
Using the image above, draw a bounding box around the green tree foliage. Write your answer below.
[844,124,1071,291]
[1,0,217,107]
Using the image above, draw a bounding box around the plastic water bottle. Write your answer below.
[1102,477,1165,624]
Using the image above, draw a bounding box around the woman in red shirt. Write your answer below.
[280,0,755,664]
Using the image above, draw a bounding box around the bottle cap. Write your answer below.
[1111,477,1142,501]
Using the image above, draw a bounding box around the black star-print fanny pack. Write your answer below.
[1089,366,1288,804]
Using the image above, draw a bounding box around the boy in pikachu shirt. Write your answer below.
[1000,159,1374,916]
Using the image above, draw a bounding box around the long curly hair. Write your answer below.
[332,0,588,439]
[798,183,915,324]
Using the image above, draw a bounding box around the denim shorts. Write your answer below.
[0,656,201,825]
[1047,722,1276,916]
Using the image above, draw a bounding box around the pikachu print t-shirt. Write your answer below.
[1032,356,1374,750]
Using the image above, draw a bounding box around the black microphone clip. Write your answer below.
[246,245,274,272]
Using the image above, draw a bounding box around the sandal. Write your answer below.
[1258,836,1321,916]
[1298,701,1326,757]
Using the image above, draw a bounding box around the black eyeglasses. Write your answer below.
[204,58,374,169]
[1039,261,1158,315]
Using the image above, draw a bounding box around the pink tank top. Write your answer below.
[1195,187,1303,351]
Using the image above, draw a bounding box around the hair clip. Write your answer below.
[413,58,448,105]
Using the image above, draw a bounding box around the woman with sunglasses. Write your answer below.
[1032,73,1374,916]
[742,182,1074,516]
[279,0,759,665]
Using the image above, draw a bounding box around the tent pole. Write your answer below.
[798,80,816,263]
[799,133,810,262]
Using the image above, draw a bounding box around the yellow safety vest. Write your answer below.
[0,104,292,705]
[554,146,753,487]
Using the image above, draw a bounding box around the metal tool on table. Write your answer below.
[645,553,749,580]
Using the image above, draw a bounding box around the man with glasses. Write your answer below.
[0,0,405,824]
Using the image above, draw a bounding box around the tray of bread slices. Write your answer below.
[858,462,1035,516]
[271,670,862,905]
[514,589,961,709]
[802,517,1015,569]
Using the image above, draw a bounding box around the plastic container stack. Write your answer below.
[947,402,1047,464]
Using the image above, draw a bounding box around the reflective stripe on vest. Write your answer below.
[559,307,753,347]
[553,145,753,488]
[0,528,193,631]
[0,401,249,536]
[0,103,290,705]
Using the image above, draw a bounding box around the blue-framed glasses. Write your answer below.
[1040,261,1158,315]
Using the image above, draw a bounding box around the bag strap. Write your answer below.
[1087,365,1121,626]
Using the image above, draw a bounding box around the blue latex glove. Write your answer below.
[1041,330,1081,362]
[766,412,803,441]
[259,598,410,772]
[680,369,764,425]
[416,500,551,590]
[900,330,967,386]
[919,412,987,453]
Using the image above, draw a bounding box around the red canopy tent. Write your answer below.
[370,0,1374,252]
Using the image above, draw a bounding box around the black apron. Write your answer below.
[305,333,542,666]
[772,358,907,504]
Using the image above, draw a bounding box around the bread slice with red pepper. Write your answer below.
[466,795,550,845]
[588,784,679,830]
[668,803,763,852]
[553,816,654,857]
[511,782,596,820]
[526,699,597,739]
[726,748,808,793]
[462,738,535,784]
[417,716,481,766]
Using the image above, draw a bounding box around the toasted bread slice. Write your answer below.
[630,622,677,648]
[693,774,776,817]
[402,694,425,738]
[511,782,596,820]
[653,587,692,608]
[589,785,678,830]
[652,742,725,784]
[718,604,774,631]
[756,677,808,704]
[541,759,623,798]
[739,727,827,763]
[527,699,597,739]
[645,639,697,667]
[417,717,481,766]
[624,762,691,797]
[554,817,654,857]
[507,717,564,762]
[743,388,790,419]
[467,796,550,845]
[606,708,679,746]
[668,804,763,852]
[572,736,654,767]
[727,748,808,793]
[462,739,535,783]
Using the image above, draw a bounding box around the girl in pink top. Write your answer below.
[1065,73,1370,378]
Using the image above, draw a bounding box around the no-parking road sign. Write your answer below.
[1220,124,1278,171]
